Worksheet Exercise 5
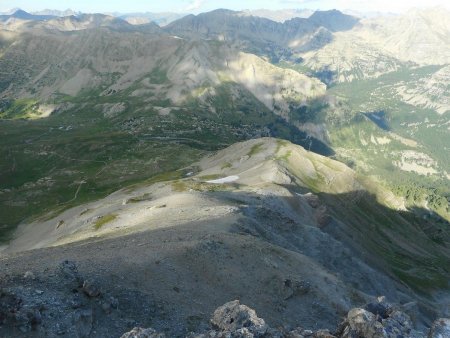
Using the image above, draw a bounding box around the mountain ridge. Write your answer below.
[1,138,448,335]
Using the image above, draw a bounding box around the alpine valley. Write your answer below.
[0,6,449,338]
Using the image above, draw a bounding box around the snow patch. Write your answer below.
[206,176,239,184]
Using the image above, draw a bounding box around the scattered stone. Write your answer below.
[100,295,119,313]
[382,310,413,336]
[315,207,331,228]
[24,271,36,280]
[9,307,42,333]
[304,193,320,208]
[110,296,119,309]
[429,318,450,338]
[286,327,316,337]
[70,293,85,309]
[15,310,31,333]
[364,296,394,319]
[120,327,166,338]
[82,279,101,298]
[30,309,42,326]
[56,220,65,229]
[281,278,311,300]
[55,323,67,335]
[102,301,112,314]
[60,260,82,286]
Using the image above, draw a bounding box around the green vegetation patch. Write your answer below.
[148,67,169,84]
[247,142,264,157]
[171,180,188,192]
[171,179,233,193]
[276,150,292,162]
[94,214,117,230]
[126,193,152,204]
[275,139,288,153]
[0,99,41,120]
[221,162,232,170]
[123,171,185,193]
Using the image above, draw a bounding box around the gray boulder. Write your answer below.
[336,298,425,338]
[210,300,268,336]
[81,279,101,298]
[340,308,386,337]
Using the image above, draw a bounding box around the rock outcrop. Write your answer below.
[121,298,437,338]
[0,258,445,338]
[335,296,424,338]
[210,300,268,335]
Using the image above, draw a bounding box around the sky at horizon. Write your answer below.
[1,0,449,14]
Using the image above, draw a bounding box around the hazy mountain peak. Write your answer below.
[239,8,314,22]
[308,9,359,32]
[203,8,238,15]
[11,9,34,18]
[0,8,56,22]
[117,12,186,26]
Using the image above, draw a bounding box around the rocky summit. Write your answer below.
[2,264,448,338]
[119,298,449,337]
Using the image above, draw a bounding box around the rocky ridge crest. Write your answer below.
[122,299,449,338]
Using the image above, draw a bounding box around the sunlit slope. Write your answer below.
[0,22,330,237]
[0,23,324,119]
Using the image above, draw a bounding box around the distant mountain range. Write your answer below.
[0,9,185,26]
[32,9,81,17]
[0,9,56,21]
[240,8,314,22]
[115,12,187,26]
